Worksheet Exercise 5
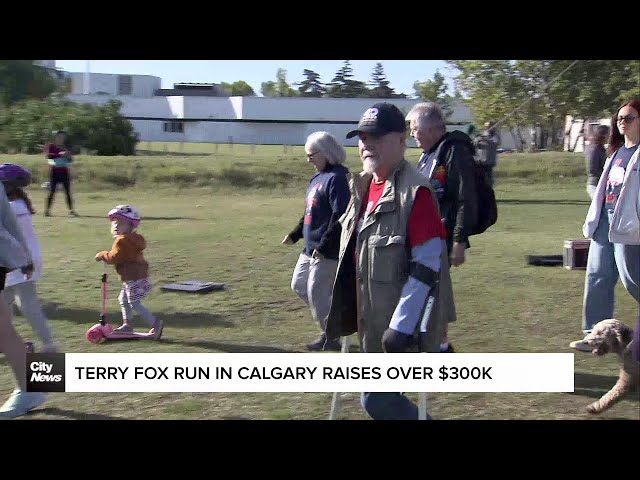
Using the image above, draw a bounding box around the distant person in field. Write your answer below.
[585,125,609,200]
[571,98,640,351]
[281,131,350,351]
[44,130,78,217]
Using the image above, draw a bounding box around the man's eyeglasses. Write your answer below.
[616,114,638,124]
[306,151,319,158]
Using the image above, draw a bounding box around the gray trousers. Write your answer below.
[291,252,338,335]
[3,282,55,347]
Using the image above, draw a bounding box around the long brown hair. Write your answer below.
[6,186,36,214]
[608,99,640,156]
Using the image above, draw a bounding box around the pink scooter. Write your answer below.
[86,269,156,344]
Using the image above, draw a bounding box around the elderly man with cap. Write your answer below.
[324,102,455,420]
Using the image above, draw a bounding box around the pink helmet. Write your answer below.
[107,204,141,227]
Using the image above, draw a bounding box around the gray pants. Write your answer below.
[118,288,156,327]
[3,282,55,347]
[291,252,338,333]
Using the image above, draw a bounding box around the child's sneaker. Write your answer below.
[0,389,47,418]
[150,319,164,340]
[42,343,59,353]
[114,324,134,334]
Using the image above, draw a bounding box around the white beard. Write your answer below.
[362,157,383,174]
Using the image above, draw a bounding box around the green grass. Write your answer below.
[1,147,638,420]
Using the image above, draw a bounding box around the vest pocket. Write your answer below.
[367,234,406,283]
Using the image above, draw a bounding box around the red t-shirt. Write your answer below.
[358,180,447,247]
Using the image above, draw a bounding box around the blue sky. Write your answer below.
[54,60,455,97]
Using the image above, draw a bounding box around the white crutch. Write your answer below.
[418,289,438,421]
[328,335,351,420]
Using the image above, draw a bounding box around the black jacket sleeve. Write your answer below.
[288,216,304,243]
[445,143,478,245]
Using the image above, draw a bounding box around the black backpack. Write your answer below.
[433,137,498,236]
[473,135,498,167]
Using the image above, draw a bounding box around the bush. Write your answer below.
[0,98,138,155]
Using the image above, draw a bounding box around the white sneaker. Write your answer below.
[0,389,48,418]
[42,343,59,353]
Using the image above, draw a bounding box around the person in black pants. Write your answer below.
[44,130,78,217]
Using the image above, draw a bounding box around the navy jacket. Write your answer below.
[288,164,350,260]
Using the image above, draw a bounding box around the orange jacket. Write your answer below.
[96,232,150,282]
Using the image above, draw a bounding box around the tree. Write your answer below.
[275,69,298,97]
[447,60,640,142]
[220,81,255,96]
[446,60,530,150]
[326,60,370,98]
[369,62,398,98]
[413,70,453,118]
[260,81,277,97]
[297,69,326,97]
[0,60,58,106]
[262,69,297,97]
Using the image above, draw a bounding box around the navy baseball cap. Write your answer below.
[346,102,407,139]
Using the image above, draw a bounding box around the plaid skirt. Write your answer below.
[123,277,153,303]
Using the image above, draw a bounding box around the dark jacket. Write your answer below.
[585,143,606,187]
[417,130,478,250]
[288,164,351,260]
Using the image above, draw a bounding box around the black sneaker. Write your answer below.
[440,343,455,353]
[306,336,342,352]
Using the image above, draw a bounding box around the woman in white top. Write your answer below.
[1,163,57,353]
[571,99,640,351]
[0,165,48,418]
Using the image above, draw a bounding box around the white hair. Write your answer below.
[405,102,446,130]
[305,131,347,165]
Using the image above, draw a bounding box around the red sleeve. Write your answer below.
[45,143,58,159]
[408,186,448,248]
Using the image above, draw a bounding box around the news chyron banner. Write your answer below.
[27,353,575,393]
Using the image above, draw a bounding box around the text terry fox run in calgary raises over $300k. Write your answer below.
[26,353,575,393]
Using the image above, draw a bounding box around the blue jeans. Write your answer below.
[582,210,640,333]
[360,392,432,420]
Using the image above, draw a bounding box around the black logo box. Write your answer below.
[26,353,66,392]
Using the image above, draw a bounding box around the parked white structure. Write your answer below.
[67,72,161,98]
[563,115,611,153]
[66,94,479,147]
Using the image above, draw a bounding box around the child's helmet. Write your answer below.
[0,163,32,188]
[107,204,141,227]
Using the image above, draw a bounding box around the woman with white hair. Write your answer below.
[282,132,351,351]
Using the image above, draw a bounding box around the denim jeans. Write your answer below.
[582,209,640,333]
[360,392,433,420]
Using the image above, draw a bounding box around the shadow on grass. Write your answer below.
[571,372,640,405]
[42,305,235,329]
[497,199,590,206]
[34,407,128,420]
[160,338,300,353]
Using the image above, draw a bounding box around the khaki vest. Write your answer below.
[326,159,456,353]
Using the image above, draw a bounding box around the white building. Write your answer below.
[67,72,161,98]
[66,94,477,147]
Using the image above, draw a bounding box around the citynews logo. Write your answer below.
[26,353,66,392]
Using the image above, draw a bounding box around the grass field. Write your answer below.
[1,144,638,420]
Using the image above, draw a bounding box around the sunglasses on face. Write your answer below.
[616,114,638,124]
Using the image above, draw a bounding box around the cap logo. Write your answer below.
[361,108,379,123]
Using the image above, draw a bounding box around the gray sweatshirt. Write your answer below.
[0,186,31,271]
